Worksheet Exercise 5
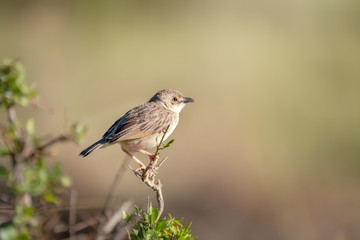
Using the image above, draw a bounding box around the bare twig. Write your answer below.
[69,189,78,240]
[153,125,171,159]
[96,201,132,240]
[102,200,132,235]
[102,157,129,217]
[6,104,18,128]
[51,216,98,234]
[25,133,73,161]
[38,134,71,151]
[131,125,171,222]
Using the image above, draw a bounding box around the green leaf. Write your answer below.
[36,157,45,169]
[174,219,183,227]
[122,211,133,222]
[70,123,87,143]
[185,222,192,231]
[60,175,72,187]
[132,228,139,235]
[12,183,26,195]
[49,163,61,180]
[129,207,197,240]
[154,219,167,231]
[0,59,37,108]
[0,148,12,156]
[17,232,32,240]
[0,166,8,176]
[23,207,34,218]
[44,192,58,203]
[162,139,175,149]
[151,207,159,224]
[26,118,35,136]
[0,224,18,240]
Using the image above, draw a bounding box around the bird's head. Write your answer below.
[149,89,195,113]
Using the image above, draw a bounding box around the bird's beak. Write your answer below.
[183,97,195,103]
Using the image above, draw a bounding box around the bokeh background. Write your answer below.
[1,0,360,239]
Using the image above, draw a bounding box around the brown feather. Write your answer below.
[102,102,175,143]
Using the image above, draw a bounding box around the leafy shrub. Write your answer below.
[126,205,196,240]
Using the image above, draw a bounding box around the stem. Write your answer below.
[6,104,17,126]
[102,157,129,216]
[38,134,70,150]
[25,134,71,161]
[69,189,78,240]
[134,126,170,221]
[6,104,19,167]
[154,125,170,157]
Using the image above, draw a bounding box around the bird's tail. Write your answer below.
[79,139,105,157]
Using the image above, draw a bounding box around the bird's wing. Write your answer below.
[102,103,175,143]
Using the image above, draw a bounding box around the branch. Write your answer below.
[131,125,171,222]
[101,201,132,236]
[38,134,71,150]
[69,189,78,240]
[102,157,129,216]
[5,104,20,166]
[95,200,132,240]
[153,125,171,158]
[25,133,73,161]
[6,104,18,127]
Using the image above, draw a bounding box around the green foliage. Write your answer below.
[160,139,175,150]
[0,59,83,239]
[126,205,197,240]
[0,58,196,239]
[0,59,37,108]
[0,166,9,176]
[10,158,70,203]
[0,224,18,240]
[70,123,88,143]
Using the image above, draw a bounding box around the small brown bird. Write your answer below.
[79,89,194,170]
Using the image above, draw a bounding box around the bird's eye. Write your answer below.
[172,97,178,102]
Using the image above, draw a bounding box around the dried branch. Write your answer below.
[25,133,73,161]
[131,125,171,222]
[102,201,132,235]
[6,104,18,128]
[102,157,129,216]
[69,189,78,240]
[96,201,132,240]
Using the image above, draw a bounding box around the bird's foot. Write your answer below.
[129,166,146,177]
[149,154,160,167]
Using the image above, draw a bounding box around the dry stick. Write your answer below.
[101,157,129,216]
[102,200,132,235]
[6,104,17,128]
[96,157,130,240]
[69,189,78,240]
[152,125,171,164]
[25,134,72,161]
[5,104,33,206]
[135,125,170,222]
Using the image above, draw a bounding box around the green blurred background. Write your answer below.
[1,0,360,239]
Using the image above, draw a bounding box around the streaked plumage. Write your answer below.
[79,89,194,169]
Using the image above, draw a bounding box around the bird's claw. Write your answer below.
[129,166,146,177]
[149,154,160,166]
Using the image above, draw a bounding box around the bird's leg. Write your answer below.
[121,148,146,175]
[139,149,159,166]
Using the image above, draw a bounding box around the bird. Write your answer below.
[79,89,194,172]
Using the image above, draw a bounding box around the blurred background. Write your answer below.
[1,0,360,239]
